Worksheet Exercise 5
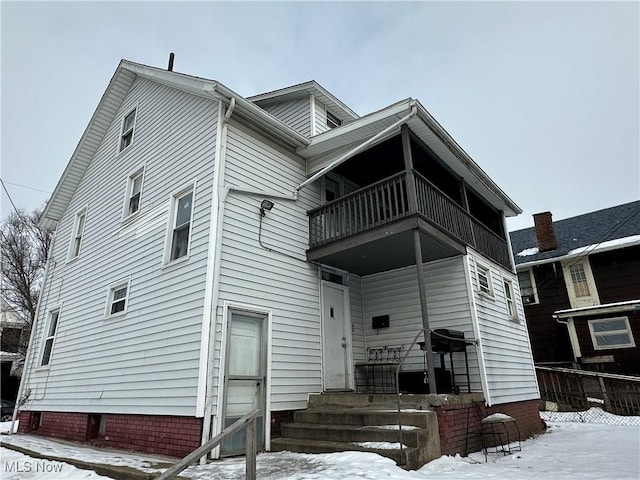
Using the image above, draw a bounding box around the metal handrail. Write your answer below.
[394,328,429,466]
[155,409,260,480]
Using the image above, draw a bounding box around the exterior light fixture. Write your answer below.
[260,199,274,216]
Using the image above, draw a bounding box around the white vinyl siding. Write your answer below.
[215,121,322,414]
[260,98,312,137]
[24,78,217,416]
[467,249,539,405]
[360,257,483,393]
[349,274,366,364]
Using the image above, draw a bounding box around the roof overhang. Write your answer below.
[516,235,640,269]
[299,99,522,217]
[554,300,640,319]
[40,60,310,230]
[248,81,359,124]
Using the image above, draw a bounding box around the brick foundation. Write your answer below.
[270,410,295,438]
[434,399,544,456]
[17,411,202,458]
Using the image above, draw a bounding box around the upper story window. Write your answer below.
[69,208,87,260]
[326,111,342,129]
[120,108,137,152]
[125,168,144,217]
[562,259,599,308]
[588,317,635,350]
[169,187,194,262]
[517,269,539,305]
[107,279,130,317]
[503,279,517,320]
[40,309,60,367]
[476,262,493,297]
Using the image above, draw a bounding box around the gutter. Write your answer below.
[295,102,418,194]
[553,314,582,360]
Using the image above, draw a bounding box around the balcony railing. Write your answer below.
[308,171,511,269]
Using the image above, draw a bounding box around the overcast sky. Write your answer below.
[1,1,638,231]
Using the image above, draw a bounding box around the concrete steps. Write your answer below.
[271,394,446,469]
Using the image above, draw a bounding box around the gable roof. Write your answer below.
[510,201,640,267]
[248,80,359,125]
[40,60,311,230]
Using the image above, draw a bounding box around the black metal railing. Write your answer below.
[308,171,511,268]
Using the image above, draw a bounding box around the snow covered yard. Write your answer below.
[1,413,639,479]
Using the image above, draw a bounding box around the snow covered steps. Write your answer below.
[271,405,441,469]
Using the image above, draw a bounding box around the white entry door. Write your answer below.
[321,281,353,390]
[221,311,266,456]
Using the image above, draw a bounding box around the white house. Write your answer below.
[15,60,540,461]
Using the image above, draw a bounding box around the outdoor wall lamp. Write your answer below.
[260,199,275,217]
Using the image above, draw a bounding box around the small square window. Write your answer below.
[107,281,130,317]
[120,108,137,152]
[476,262,493,297]
[326,111,342,129]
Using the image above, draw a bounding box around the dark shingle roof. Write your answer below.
[509,201,640,266]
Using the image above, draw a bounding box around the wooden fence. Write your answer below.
[536,366,640,416]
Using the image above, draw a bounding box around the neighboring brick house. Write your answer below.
[510,201,640,375]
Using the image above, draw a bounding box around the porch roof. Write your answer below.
[299,99,522,217]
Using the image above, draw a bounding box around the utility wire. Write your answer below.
[0,178,44,241]
[1,180,52,195]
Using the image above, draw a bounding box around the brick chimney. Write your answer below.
[533,211,557,252]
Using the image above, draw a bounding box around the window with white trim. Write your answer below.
[326,111,342,129]
[503,279,517,320]
[120,108,137,152]
[69,208,87,260]
[517,269,538,305]
[569,263,591,297]
[588,317,635,350]
[169,188,194,261]
[476,262,493,296]
[40,309,60,367]
[125,169,144,216]
[107,280,130,316]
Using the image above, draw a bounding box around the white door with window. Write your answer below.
[221,311,266,456]
[321,281,353,390]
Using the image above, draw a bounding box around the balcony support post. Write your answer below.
[401,124,418,214]
[413,229,438,394]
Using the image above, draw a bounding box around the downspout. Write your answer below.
[10,229,57,435]
[554,314,582,362]
[199,98,235,460]
[295,103,418,194]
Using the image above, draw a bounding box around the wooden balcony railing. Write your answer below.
[308,171,512,269]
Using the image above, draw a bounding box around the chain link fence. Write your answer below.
[537,366,640,426]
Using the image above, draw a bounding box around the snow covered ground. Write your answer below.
[1,411,639,479]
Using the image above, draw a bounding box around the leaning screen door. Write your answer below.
[221,310,266,456]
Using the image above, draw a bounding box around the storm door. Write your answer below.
[221,310,266,456]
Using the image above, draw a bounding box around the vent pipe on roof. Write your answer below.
[168,53,175,72]
[533,211,557,252]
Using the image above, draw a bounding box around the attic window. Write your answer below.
[120,108,137,152]
[326,111,342,129]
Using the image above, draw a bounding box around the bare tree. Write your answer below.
[1,208,51,352]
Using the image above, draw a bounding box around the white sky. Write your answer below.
[1,1,638,231]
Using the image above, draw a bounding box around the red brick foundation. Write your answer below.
[17,411,202,458]
[434,399,544,456]
[270,410,295,438]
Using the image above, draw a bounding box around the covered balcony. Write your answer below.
[306,127,513,275]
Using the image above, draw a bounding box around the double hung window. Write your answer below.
[40,310,60,367]
[120,108,137,152]
[169,188,194,261]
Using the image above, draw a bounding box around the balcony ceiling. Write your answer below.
[308,224,464,276]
